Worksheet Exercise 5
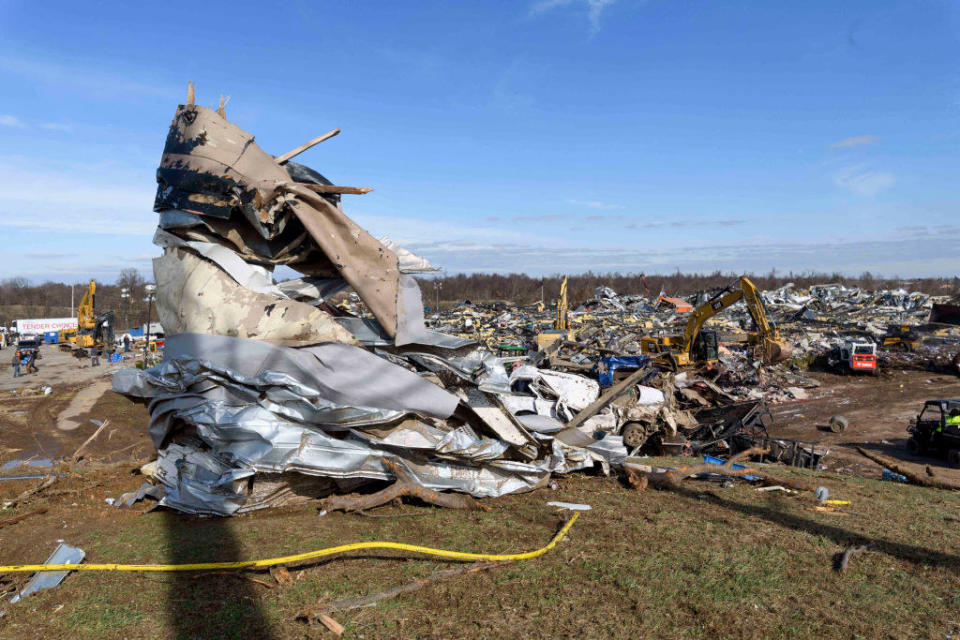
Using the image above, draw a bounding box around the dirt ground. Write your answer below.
[0,344,134,394]
[767,369,960,480]
[0,349,151,470]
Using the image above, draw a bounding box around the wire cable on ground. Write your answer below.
[0,512,579,573]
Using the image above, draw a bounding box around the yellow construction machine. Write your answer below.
[61,280,114,356]
[640,276,791,366]
[536,275,575,350]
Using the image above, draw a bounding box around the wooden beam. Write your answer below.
[564,365,652,430]
[298,183,373,195]
[275,128,340,165]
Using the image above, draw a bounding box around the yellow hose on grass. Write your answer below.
[0,512,579,573]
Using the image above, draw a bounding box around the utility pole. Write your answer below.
[433,279,442,311]
[142,284,156,366]
[120,287,130,331]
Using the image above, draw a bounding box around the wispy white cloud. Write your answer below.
[404,226,960,277]
[0,55,174,101]
[0,158,156,235]
[830,134,879,149]
[531,0,619,35]
[0,114,26,128]
[484,213,564,223]
[568,199,623,210]
[24,253,78,259]
[834,164,896,197]
[0,114,74,132]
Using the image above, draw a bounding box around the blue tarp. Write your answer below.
[128,328,145,337]
[43,331,58,344]
[593,355,650,387]
[703,454,759,481]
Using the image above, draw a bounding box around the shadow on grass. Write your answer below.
[838,440,958,472]
[677,486,960,570]
[163,512,275,639]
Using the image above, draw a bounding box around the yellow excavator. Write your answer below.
[536,275,574,350]
[640,276,791,366]
[57,280,94,348]
[60,280,114,356]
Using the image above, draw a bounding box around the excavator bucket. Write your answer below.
[763,339,792,365]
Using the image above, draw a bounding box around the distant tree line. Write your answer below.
[416,271,960,308]
[0,268,151,330]
[1,269,956,327]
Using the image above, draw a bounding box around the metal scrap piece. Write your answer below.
[11,543,85,603]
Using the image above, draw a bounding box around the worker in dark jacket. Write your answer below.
[11,351,20,377]
[25,351,37,374]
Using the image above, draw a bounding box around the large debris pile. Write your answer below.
[113,92,643,515]
[427,282,960,382]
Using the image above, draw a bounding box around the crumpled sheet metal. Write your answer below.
[155,104,404,338]
[116,333,460,442]
[153,227,286,298]
[10,543,85,603]
[153,247,359,346]
[509,365,599,411]
[113,333,603,515]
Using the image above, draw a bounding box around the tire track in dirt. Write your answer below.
[56,379,113,431]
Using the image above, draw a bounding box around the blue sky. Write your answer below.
[0,0,958,283]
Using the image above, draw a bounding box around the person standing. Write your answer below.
[11,350,20,378]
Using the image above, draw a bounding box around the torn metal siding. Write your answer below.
[153,247,359,346]
[110,92,633,516]
[155,104,403,338]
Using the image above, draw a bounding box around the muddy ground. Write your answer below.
[768,369,960,480]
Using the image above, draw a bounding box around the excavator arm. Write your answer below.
[555,275,568,331]
[680,286,744,354]
[739,276,791,363]
[739,276,772,337]
[77,280,96,331]
[679,276,791,365]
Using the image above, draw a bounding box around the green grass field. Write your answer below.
[1,460,958,639]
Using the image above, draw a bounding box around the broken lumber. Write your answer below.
[71,419,110,462]
[0,507,47,529]
[630,447,818,492]
[317,613,344,636]
[566,365,652,430]
[323,459,488,512]
[855,447,960,490]
[297,561,505,620]
[275,128,341,165]
[661,447,769,488]
[299,183,373,195]
[4,475,57,509]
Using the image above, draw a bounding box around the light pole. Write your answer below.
[120,287,130,332]
[432,279,442,311]
[142,284,156,366]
